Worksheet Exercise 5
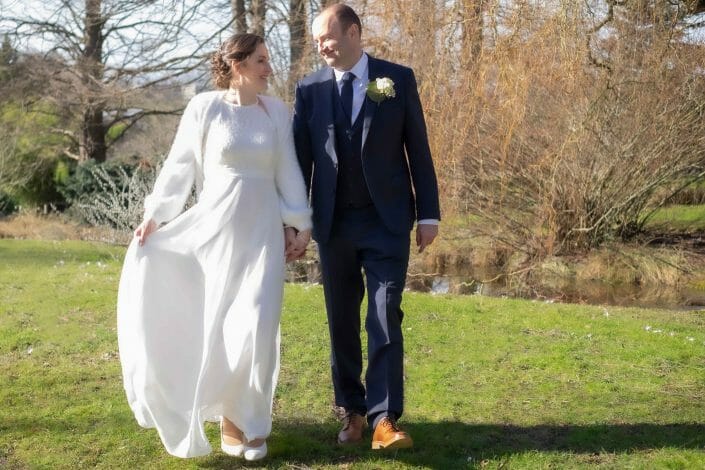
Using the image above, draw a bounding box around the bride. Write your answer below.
[116,33,312,460]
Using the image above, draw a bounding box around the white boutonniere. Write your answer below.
[366,77,396,103]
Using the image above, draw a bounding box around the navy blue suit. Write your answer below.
[293,55,440,427]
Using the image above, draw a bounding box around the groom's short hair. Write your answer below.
[325,3,362,37]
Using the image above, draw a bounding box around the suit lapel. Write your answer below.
[320,67,339,170]
[361,56,380,155]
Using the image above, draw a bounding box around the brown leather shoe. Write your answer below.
[371,417,413,450]
[337,411,367,444]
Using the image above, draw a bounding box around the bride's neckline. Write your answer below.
[221,91,260,108]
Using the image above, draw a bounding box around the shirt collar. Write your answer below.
[333,52,368,83]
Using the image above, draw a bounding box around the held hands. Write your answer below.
[416,223,438,253]
[284,227,311,262]
[134,218,157,246]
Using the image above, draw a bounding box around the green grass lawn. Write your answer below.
[644,204,705,233]
[1,239,704,469]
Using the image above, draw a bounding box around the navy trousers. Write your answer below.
[317,205,410,428]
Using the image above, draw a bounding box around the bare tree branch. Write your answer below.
[1,0,228,162]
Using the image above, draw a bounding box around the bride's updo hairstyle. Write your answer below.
[211,33,265,89]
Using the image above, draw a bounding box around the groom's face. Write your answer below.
[312,12,360,70]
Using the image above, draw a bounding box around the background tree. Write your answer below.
[252,0,267,36]
[0,34,64,210]
[460,0,484,69]
[0,34,17,82]
[232,0,247,33]
[1,0,229,163]
[289,0,307,77]
[359,0,705,257]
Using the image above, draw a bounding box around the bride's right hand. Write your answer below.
[134,219,157,246]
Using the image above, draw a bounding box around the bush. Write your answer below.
[0,100,71,210]
[665,178,705,206]
[0,190,17,216]
[12,153,68,208]
[60,158,157,231]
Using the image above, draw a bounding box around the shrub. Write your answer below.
[0,190,17,216]
[60,159,157,231]
[0,99,71,209]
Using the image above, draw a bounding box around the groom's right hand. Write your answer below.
[416,223,438,253]
[134,219,157,246]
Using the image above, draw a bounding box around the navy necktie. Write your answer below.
[340,71,355,124]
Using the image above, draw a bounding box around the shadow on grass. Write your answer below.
[196,420,705,469]
[3,415,703,468]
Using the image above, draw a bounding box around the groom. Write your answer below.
[293,3,440,449]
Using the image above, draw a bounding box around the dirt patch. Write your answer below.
[0,213,130,245]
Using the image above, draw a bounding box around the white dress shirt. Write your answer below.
[332,53,439,227]
[333,52,369,125]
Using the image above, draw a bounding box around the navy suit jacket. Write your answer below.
[293,55,440,243]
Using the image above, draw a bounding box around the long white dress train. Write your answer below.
[117,91,312,458]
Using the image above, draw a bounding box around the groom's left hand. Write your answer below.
[416,223,438,253]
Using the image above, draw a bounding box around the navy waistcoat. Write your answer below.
[334,99,372,209]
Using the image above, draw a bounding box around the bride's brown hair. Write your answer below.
[211,33,265,89]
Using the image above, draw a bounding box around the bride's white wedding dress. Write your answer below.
[117,91,312,458]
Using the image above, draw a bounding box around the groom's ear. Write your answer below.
[346,23,361,40]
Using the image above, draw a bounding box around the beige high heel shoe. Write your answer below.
[220,417,245,457]
[243,437,267,461]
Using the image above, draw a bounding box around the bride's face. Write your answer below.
[232,43,272,93]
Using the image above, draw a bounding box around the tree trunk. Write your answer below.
[231,0,247,33]
[289,0,306,75]
[80,0,106,162]
[461,0,483,69]
[251,0,266,36]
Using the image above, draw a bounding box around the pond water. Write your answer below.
[406,271,705,311]
[287,259,705,311]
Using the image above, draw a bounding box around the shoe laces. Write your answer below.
[342,411,361,430]
[380,417,402,433]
